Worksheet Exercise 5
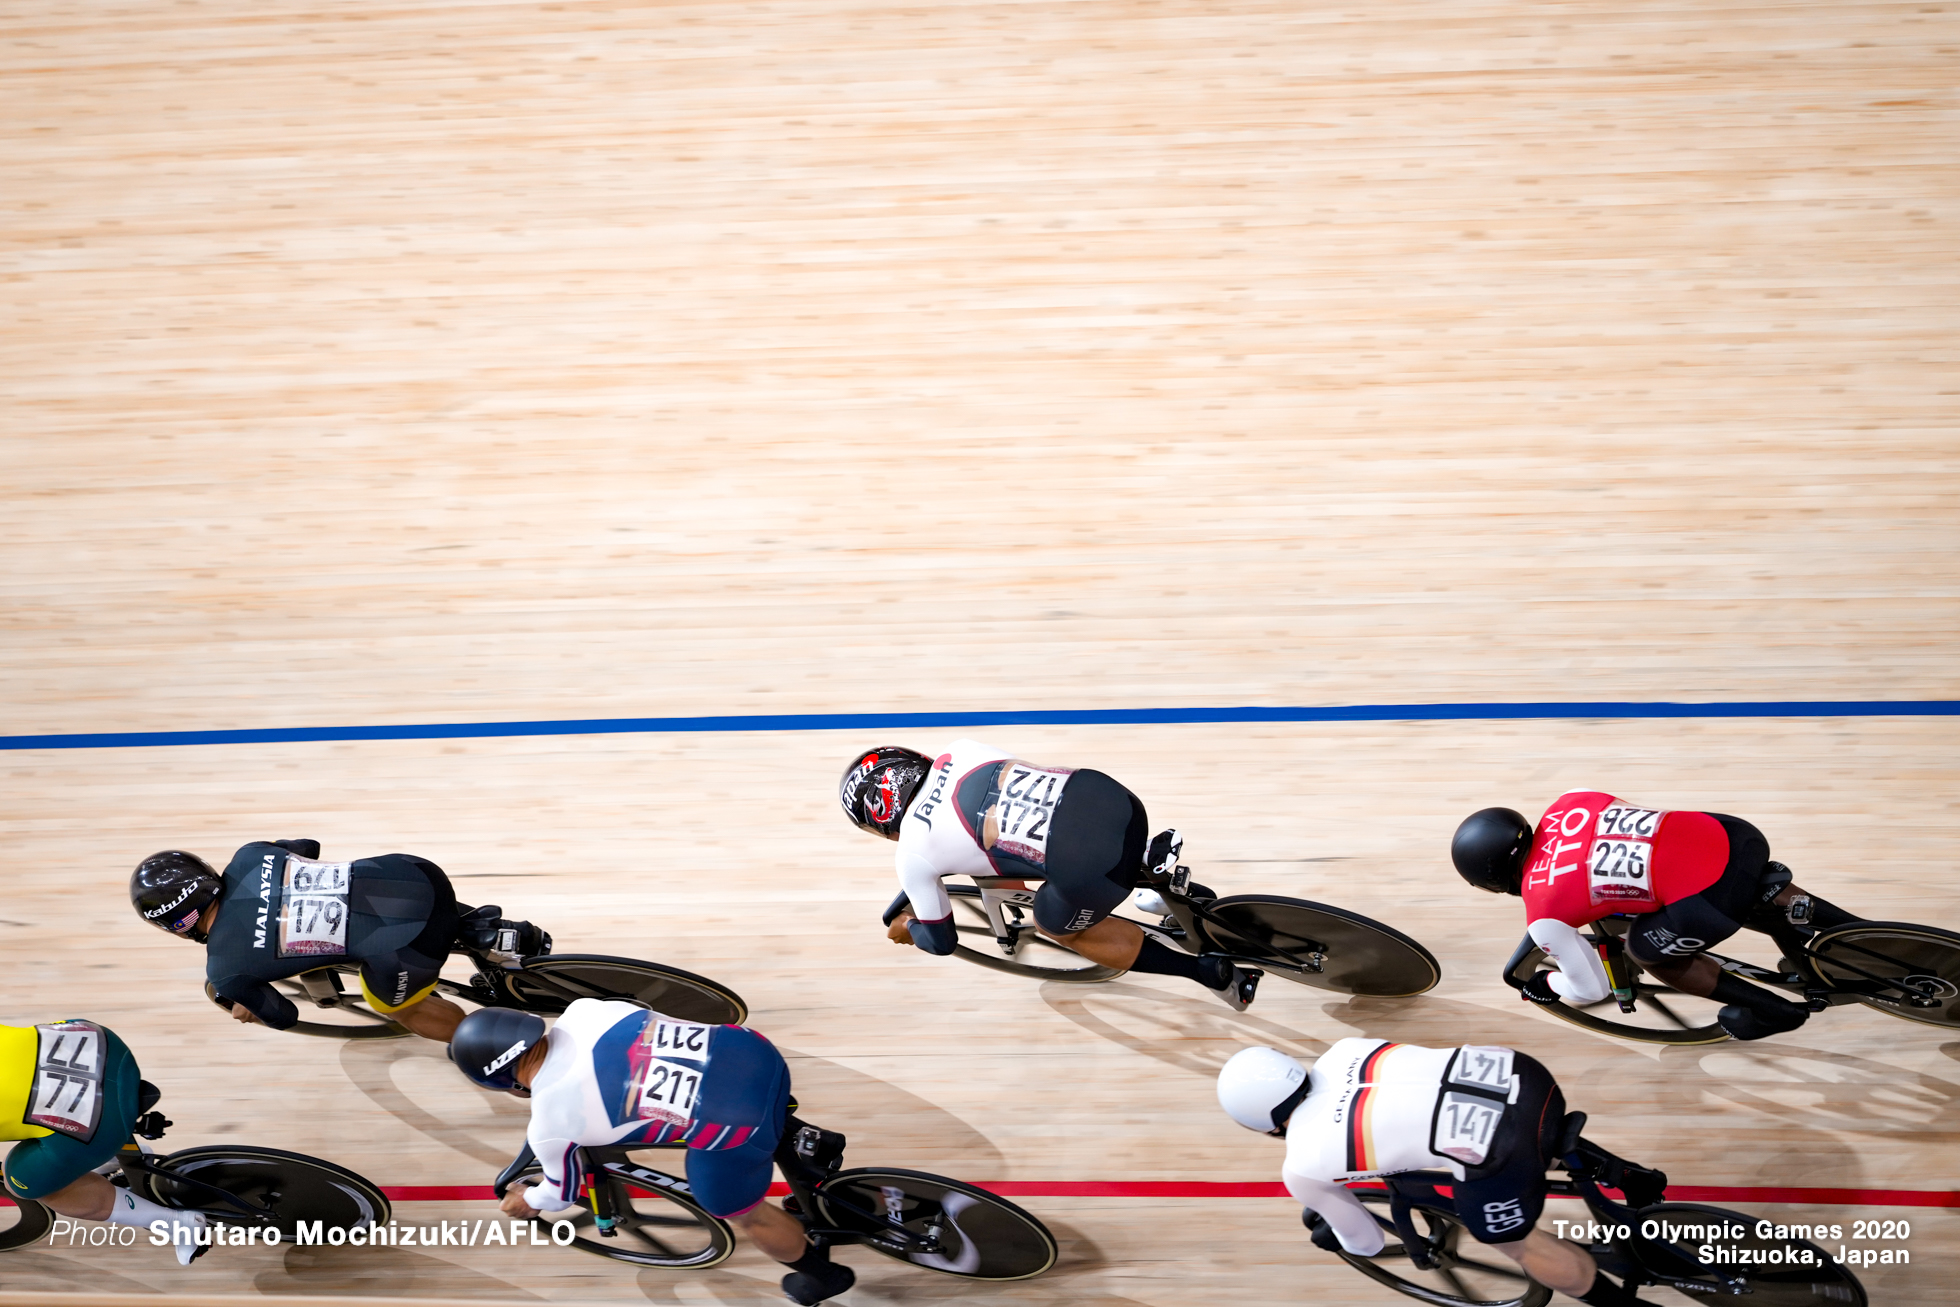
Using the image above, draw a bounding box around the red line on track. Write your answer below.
[356,1181,1960,1208]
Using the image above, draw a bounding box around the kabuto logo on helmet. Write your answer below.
[143,882,197,919]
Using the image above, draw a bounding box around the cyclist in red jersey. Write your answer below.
[1452,793,1852,1041]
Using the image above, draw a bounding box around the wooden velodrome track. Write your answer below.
[2,0,1956,1303]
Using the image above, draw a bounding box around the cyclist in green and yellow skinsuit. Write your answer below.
[2,1019,208,1261]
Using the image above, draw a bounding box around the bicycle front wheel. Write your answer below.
[1809,921,1960,1029]
[945,885,1121,983]
[1337,1191,1550,1307]
[1630,1203,1866,1306]
[1504,941,1729,1046]
[815,1167,1058,1280]
[1206,896,1440,996]
[0,1198,54,1252]
[138,1146,390,1237]
[500,955,748,1025]
[505,1153,735,1268]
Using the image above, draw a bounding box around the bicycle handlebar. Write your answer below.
[493,1143,537,1198]
[1500,932,1535,991]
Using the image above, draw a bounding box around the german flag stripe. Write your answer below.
[1345,1042,1401,1174]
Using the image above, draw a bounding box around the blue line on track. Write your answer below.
[3,701,1956,750]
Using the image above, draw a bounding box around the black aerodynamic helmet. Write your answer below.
[839,746,932,837]
[450,1008,548,1092]
[130,851,223,942]
[1451,808,1536,896]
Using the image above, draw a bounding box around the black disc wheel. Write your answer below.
[0,1198,55,1252]
[1808,921,1960,1029]
[1626,1203,1866,1305]
[506,1153,734,1268]
[945,886,1121,983]
[1205,896,1440,996]
[137,1146,390,1237]
[205,969,414,1040]
[815,1167,1058,1280]
[1504,938,1729,1046]
[1337,1192,1550,1306]
[500,955,748,1025]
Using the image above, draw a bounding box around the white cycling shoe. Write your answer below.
[172,1211,211,1266]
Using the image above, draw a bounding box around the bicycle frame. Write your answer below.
[775,1121,950,1256]
[491,1120,951,1257]
[290,946,639,1018]
[113,1150,282,1228]
[1376,1138,1751,1300]
[965,866,1330,975]
[1136,864,1332,975]
[1504,907,1942,1013]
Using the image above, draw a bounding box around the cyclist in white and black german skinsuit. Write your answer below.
[1218,1041,1661,1306]
[129,840,546,1044]
[841,741,1260,1008]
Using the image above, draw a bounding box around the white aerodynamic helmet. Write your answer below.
[1217,1046,1310,1135]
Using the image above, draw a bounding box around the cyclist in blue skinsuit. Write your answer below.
[452,1000,854,1305]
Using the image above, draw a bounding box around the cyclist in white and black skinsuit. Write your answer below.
[841,741,1260,1009]
[1217,1040,1660,1307]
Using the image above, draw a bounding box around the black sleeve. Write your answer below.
[908,916,958,955]
[215,977,299,1031]
[268,839,322,860]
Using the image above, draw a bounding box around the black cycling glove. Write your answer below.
[1522,971,1562,1005]
[1302,1209,1343,1252]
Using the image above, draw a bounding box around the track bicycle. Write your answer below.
[205,908,747,1039]
[490,1106,1058,1280]
[0,1086,389,1253]
[1504,890,1960,1045]
[925,832,1440,997]
[1335,1111,1866,1307]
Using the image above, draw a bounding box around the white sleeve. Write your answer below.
[527,1128,583,1207]
[1282,1170,1386,1257]
[1527,918,1611,1004]
[896,848,953,922]
[523,1181,582,1215]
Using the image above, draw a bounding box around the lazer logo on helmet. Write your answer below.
[483,1039,529,1078]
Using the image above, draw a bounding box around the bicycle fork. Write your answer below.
[573,1148,622,1238]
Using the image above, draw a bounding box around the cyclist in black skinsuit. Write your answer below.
[129,839,545,1043]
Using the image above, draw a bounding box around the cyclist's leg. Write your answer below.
[1626,813,1770,995]
[355,856,468,1041]
[1029,769,1150,966]
[1033,890,1142,966]
[1455,1059,1635,1301]
[358,945,463,1040]
[689,1036,854,1305]
[1626,819,1810,1037]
